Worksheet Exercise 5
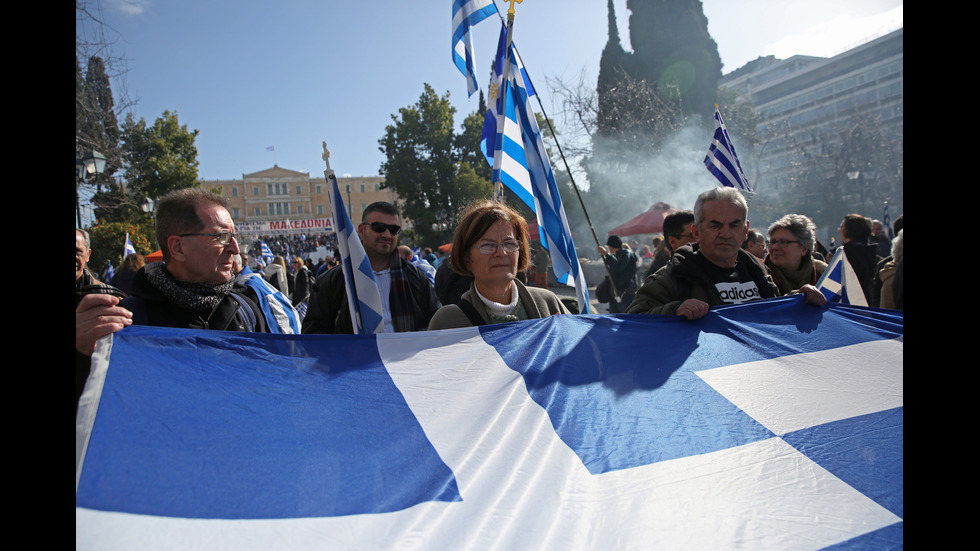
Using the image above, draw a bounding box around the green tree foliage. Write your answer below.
[123,110,201,200]
[379,84,492,246]
[87,220,156,274]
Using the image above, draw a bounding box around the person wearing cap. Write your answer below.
[598,234,639,314]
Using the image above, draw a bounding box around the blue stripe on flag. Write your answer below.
[75,327,461,518]
[451,0,497,96]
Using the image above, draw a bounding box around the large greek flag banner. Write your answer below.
[76,297,902,550]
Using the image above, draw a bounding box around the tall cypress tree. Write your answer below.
[626,0,722,127]
[76,55,122,181]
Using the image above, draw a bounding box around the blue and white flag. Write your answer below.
[452,0,498,97]
[705,105,752,192]
[482,25,591,313]
[76,297,902,549]
[123,233,135,258]
[326,168,384,334]
[815,247,869,307]
[260,241,274,265]
[236,267,301,334]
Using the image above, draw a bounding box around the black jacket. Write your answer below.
[119,262,268,332]
[302,255,441,334]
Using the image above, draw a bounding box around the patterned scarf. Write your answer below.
[387,255,417,332]
[147,264,236,314]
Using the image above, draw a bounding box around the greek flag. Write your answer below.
[76,297,902,549]
[260,241,274,265]
[123,233,135,258]
[452,0,498,97]
[326,169,384,334]
[704,105,752,192]
[482,25,591,313]
[236,268,301,334]
[815,247,869,307]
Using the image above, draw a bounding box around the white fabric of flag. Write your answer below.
[452,0,497,97]
[123,233,135,258]
[327,170,384,334]
[704,105,752,192]
[483,25,591,313]
[815,247,870,307]
[76,296,902,550]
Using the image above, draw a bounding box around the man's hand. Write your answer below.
[597,245,608,257]
[76,294,133,356]
[798,284,828,307]
[675,298,710,320]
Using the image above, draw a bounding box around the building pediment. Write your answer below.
[243,165,310,180]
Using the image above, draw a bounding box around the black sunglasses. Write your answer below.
[366,222,401,235]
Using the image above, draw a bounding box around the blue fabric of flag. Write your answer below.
[452,0,497,97]
[77,297,902,549]
[76,328,460,519]
[327,171,384,334]
[481,24,591,314]
[704,105,752,192]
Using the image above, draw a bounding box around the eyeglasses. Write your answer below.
[474,240,521,255]
[179,231,237,245]
[769,239,801,248]
[365,222,401,235]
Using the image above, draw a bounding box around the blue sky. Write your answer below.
[84,0,902,183]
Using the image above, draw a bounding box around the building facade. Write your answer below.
[202,165,399,237]
[720,28,903,220]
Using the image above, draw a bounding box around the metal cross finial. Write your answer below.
[321,141,332,171]
[505,0,522,17]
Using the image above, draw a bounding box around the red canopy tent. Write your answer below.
[146,250,164,262]
[607,202,679,237]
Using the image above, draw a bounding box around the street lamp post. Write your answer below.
[76,150,107,227]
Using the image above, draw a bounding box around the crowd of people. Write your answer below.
[76,186,902,411]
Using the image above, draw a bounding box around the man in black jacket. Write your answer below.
[76,189,269,411]
[302,201,441,334]
[598,235,638,314]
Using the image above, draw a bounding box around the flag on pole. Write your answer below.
[482,25,591,313]
[815,247,870,307]
[266,145,275,152]
[883,202,893,240]
[704,105,752,192]
[123,233,135,258]
[452,0,498,97]
[324,149,384,334]
[76,297,903,549]
[260,241,274,265]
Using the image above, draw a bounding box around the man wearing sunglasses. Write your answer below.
[303,201,441,334]
[76,189,273,409]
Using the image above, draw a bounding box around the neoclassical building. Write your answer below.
[202,165,400,238]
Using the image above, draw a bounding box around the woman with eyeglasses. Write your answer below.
[428,200,570,330]
[764,214,827,296]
